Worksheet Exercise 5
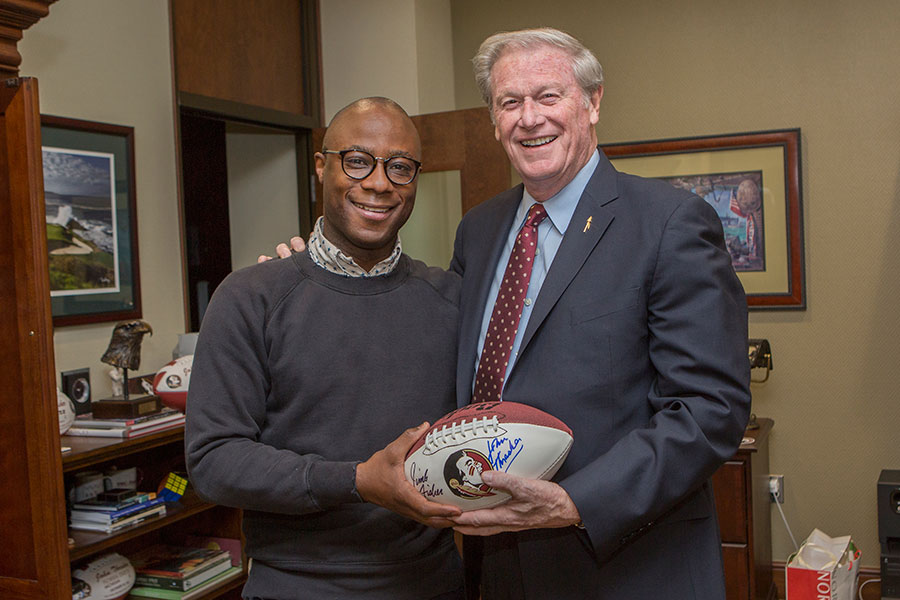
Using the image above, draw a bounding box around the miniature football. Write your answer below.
[57,388,75,435]
[152,354,192,412]
[405,401,573,511]
[71,552,134,600]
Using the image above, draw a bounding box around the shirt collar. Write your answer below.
[516,149,600,234]
[307,216,402,278]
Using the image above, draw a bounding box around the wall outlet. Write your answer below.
[769,474,785,504]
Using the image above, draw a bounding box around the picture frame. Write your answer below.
[41,115,142,326]
[601,129,805,309]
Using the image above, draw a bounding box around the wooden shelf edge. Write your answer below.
[61,427,185,473]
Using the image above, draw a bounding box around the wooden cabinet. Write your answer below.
[0,76,245,599]
[0,76,72,600]
[713,418,776,600]
[170,0,322,128]
[62,428,246,599]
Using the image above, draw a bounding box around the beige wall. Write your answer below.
[319,0,455,120]
[226,126,300,271]
[20,0,184,397]
[449,0,900,567]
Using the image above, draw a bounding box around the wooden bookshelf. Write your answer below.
[61,427,246,599]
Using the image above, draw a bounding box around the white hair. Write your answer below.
[472,27,604,113]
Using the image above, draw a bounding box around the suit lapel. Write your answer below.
[457,186,522,403]
[517,152,619,357]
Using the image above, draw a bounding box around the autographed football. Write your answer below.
[71,552,134,599]
[152,354,192,412]
[404,401,573,511]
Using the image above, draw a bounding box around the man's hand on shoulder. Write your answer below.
[256,236,308,263]
[356,422,462,528]
[450,470,581,536]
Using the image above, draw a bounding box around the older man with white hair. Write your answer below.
[447,28,750,600]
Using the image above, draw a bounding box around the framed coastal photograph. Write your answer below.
[601,129,805,309]
[41,115,142,326]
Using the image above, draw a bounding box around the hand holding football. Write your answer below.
[404,402,573,511]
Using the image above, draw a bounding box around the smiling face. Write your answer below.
[491,45,602,201]
[457,452,484,486]
[315,102,421,271]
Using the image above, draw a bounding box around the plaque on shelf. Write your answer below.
[91,394,161,420]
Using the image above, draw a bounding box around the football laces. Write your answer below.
[422,416,506,455]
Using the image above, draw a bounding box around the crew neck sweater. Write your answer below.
[186,251,462,599]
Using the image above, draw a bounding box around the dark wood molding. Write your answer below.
[178,91,320,130]
[0,0,56,78]
[171,0,322,124]
[299,0,322,127]
[412,107,510,215]
[0,76,70,600]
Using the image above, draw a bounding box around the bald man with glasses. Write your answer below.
[186,97,466,600]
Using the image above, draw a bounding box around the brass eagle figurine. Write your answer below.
[101,319,153,371]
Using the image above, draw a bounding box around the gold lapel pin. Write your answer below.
[583,216,593,233]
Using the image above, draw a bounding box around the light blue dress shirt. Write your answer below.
[473,150,601,392]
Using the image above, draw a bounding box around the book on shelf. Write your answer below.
[133,555,232,591]
[69,503,167,533]
[130,544,231,579]
[65,417,185,439]
[182,535,242,567]
[72,491,156,512]
[70,496,166,524]
[73,408,183,429]
[127,565,242,600]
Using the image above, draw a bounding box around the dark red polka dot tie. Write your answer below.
[472,203,548,403]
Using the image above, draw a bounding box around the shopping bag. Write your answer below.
[786,528,860,600]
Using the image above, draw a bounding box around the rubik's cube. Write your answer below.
[158,472,188,502]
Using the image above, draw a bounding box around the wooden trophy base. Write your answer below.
[91,394,162,419]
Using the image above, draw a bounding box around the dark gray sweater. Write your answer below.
[185,251,463,599]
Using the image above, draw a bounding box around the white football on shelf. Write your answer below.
[71,552,134,600]
[57,388,75,435]
[405,401,573,511]
[153,354,192,412]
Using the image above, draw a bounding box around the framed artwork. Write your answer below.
[602,129,805,309]
[41,115,142,326]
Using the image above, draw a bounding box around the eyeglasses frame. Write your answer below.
[322,149,422,186]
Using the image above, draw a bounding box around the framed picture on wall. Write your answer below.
[41,115,142,326]
[601,129,805,309]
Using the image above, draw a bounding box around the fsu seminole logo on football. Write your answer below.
[444,449,495,499]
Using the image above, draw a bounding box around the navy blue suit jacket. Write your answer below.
[449,149,751,599]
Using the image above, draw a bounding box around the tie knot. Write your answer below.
[526,203,548,228]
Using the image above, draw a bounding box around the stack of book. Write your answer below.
[65,408,185,439]
[69,491,167,534]
[127,544,242,599]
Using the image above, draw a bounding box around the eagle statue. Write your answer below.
[101,319,153,371]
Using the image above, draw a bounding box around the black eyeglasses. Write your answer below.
[323,149,422,186]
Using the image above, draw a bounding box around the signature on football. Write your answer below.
[488,436,523,471]
[408,461,444,498]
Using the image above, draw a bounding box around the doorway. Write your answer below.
[179,109,314,331]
